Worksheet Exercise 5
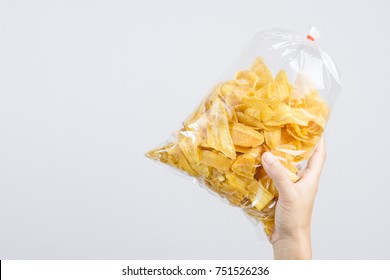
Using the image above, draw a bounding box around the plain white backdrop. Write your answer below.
[0,0,389,259]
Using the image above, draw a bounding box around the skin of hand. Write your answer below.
[261,135,326,260]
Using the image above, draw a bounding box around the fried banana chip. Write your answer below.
[235,70,258,88]
[230,122,264,147]
[247,180,275,212]
[236,111,265,129]
[231,146,261,179]
[224,171,252,193]
[234,145,252,154]
[264,128,281,149]
[250,57,273,88]
[178,130,201,164]
[200,149,233,171]
[206,98,236,159]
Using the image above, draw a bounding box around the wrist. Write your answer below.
[272,229,312,260]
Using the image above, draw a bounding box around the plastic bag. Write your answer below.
[145,27,341,236]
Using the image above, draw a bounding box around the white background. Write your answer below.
[0,0,389,259]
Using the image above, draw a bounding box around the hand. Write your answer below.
[261,135,326,259]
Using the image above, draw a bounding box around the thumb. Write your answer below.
[261,152,293,197]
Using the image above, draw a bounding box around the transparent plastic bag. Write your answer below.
[145,27,341,236]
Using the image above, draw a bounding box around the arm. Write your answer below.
[261,136,326,260]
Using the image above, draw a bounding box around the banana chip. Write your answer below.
[230,122,264,147]
[146,57,330,236]
[235,70,258,87]
[247,180,275,212]
[250,57,273,88]
[231,146,262,179]
[200,150,232,171]
[206,98,236,159]
[264,128,281,149]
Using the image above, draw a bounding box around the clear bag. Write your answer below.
[146,27,341,236]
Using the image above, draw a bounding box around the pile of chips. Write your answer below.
[146,57,329,235]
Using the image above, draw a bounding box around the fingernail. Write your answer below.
[262,152,276,166]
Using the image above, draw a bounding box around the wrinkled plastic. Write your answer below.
[145,27,341,236]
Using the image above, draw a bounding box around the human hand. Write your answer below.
[261,135,326,259]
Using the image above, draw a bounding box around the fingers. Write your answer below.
[262,152,293,197]
[301,135,327,182]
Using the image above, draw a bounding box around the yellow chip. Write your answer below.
[247,180,275,212]
[236,111,265,129]
[230,122,264,147]
[178,130,201,164]
[244,107,261,120]
[235,70,258,88]
[275,69,292,94]
[205,98,236,159]
[224,171,252,193]
[234,145,252,154]
[200,149,233,171]
[264,128,281,149]
[250,57,273,88]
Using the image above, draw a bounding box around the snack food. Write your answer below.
[145,28,340,236]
